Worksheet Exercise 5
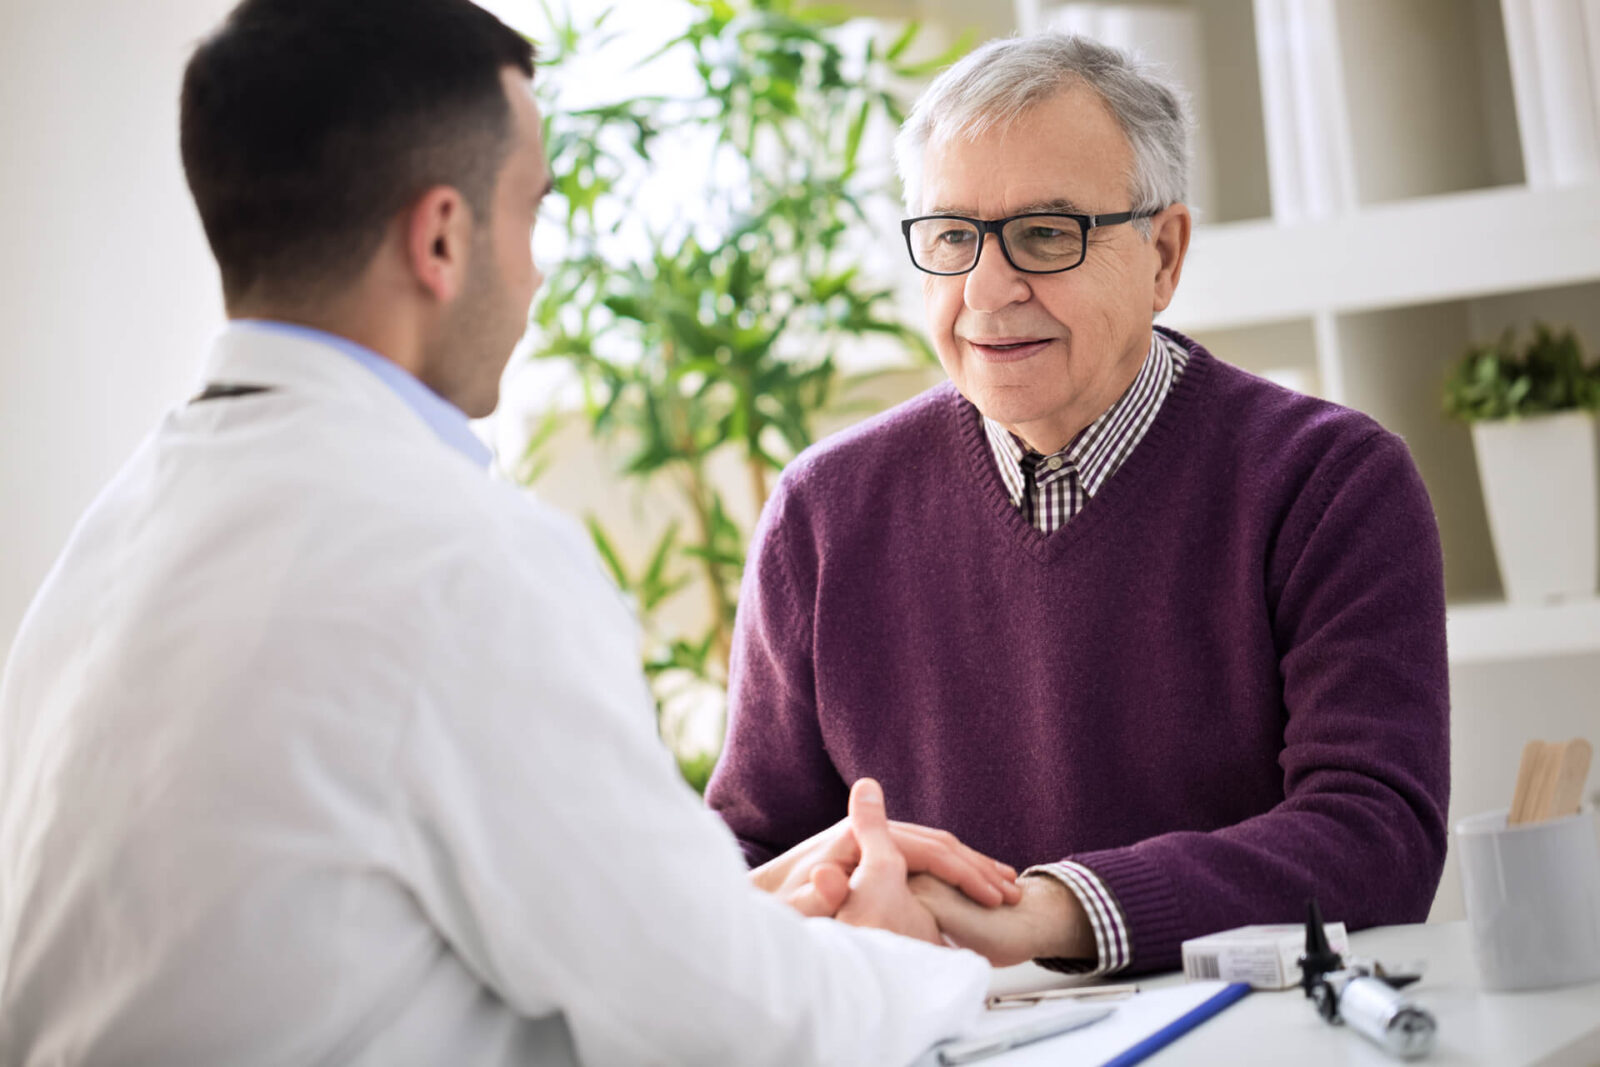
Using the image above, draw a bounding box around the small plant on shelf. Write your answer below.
[1442,325,1600,423]
[1442,323,1600,605]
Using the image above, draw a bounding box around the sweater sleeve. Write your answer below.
[706,473,850,867]
[1066,428,1451,974]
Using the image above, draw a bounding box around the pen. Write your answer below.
[937,1004,1115,1065]
[987,982,1140,1008]
[1099,982,1251,1067]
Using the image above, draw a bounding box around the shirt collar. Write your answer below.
[983,334,1173,505]
[229,319,494,469]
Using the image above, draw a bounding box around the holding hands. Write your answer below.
[756,779,1093,964]
[752,778,1020,917]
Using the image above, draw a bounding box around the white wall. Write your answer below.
[0,0,236,655]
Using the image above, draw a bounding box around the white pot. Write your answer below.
[1471,411,1600,603]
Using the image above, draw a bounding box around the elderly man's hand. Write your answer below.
[909,871,1096,967]
[755,793,1020,918]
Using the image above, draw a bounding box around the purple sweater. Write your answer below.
[707,330,1450,974]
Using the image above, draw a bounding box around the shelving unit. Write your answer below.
[1448,596,1600,665]
[1001,0,1600,657]
[1334,0,1525,207]
[1163,182,1600,332]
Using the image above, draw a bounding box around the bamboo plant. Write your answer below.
[522,0,968,790]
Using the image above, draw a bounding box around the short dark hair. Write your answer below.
[180,0,535,306]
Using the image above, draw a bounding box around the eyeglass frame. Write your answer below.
[899,208,1163,276]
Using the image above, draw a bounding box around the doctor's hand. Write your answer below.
[909,870,1096,967]
[830,778,943,945]
[753,789,1019,917]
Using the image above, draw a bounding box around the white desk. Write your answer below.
[987,922,1600,1066]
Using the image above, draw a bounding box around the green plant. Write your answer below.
[1443,325,1600,422]
[522,1,968,787]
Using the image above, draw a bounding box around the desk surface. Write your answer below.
[989,922,1600,1066]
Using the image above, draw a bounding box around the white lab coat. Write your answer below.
[0,326,986,1066]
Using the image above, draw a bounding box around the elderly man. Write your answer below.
[708,33,1450,976]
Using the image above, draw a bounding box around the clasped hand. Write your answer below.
[752,779,1092,965]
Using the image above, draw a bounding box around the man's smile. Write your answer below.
[966,336,1054,362]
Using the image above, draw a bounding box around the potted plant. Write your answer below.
[1443,325,1600,603]
[522,1,969,789]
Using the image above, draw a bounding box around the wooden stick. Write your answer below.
[1509,740,1549,826]
[1536,739,1592,822]
[1525,742,1565,824]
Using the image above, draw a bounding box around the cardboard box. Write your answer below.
[1181,923,1351,989]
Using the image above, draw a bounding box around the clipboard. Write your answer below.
[912,980,1241,1066]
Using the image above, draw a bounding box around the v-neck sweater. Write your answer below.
[707,328,1451,974]
[984,332,1186,534]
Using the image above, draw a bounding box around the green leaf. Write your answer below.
[792,3,853,26]
[1443,326,1597,422]
[585,516,630,590]
[637,523,691,612]
[675,749,720,794]
[843,98,871,175]
[884,21,919,62]
[892,27,976,77]
[1506,376,1531,408]
[514,408,564,485]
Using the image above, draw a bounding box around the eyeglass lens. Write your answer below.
[907,215,1086,274]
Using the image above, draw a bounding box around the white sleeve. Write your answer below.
[391,510,988,1067]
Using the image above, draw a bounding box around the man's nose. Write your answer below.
[962,233,1031,313]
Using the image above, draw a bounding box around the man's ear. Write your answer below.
[1150,202,1192,315]
[404,186,472,303]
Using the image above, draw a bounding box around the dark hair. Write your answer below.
[180,0,535,305]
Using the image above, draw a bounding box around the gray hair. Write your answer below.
[894,33,1191,237]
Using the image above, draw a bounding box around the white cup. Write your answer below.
[1455,807,1600,991]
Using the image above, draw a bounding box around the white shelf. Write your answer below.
[1166,181,1600,332]
[1447,596,1600,665]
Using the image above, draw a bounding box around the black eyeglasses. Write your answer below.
[900,209,1160,276]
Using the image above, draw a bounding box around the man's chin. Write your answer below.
[459,347,518,419]
[958,377,1051,419]
[459,389,500,421]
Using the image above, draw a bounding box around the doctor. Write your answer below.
[0,1,1019,1063]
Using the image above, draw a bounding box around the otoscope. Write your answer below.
[1297,899,1437,1060]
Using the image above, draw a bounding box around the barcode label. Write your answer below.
[1186,953,1221,980]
